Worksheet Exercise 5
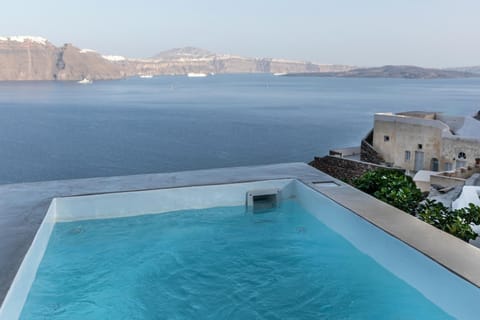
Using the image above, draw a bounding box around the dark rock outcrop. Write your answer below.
[55,44,125,80]
[360,130,385,164]
[474,111,480,121]
[309,155,403,183]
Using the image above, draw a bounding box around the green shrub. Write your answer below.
[416,199,479,242]
[352,169,480,242]
[352,169,423,215]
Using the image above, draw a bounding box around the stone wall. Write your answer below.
[441,137,480,171]
[360,130,384,164]
[309,155,404,182]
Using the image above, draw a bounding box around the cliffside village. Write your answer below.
[311,110,480,239]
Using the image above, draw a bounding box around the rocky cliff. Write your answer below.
[0,37,125,81]
[130,47,352,75]
[0,37,353,80]
[54,45,126,80]
[3,36,480,81]
[0,37,58,80]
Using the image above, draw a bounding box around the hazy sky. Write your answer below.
[2,0,479,67]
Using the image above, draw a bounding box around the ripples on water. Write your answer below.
[0,75,480,184]
[21,201,451,319]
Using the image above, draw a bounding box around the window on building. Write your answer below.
[444,162,453,171]
[458,152,466,159]
[418,144,423,150]
[405,150,411,161]
[384,135,390,142]
[430,158,439,171]
[456,160,467,169]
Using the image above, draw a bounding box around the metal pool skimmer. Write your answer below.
[246,189,279,213]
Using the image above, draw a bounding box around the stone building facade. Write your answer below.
[372,111,480,172]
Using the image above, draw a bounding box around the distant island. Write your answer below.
[285,65,479,79]
[446,66,480,74]
[0,36,479,81]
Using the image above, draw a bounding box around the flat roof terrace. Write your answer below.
[1,162,480,311]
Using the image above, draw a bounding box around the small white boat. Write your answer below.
[187,72,207,78]
[139,74,153,79]
[78,78,93,84]
[273,72,287,76]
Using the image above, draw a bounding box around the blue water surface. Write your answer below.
[0,75,480,184]
[21,201,451,319]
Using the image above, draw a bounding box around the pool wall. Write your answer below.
[0,179,295,320]
[1,177,479,319]
[53,179,296,221]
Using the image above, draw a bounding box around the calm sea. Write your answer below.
[0,74,479,185]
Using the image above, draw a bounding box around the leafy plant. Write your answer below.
[416,199,479,242]
[352,169,480,242]
[352,169,423,215]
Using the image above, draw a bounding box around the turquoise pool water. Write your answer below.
[20,201,451,319]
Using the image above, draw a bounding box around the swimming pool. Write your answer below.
[2,179,479,319]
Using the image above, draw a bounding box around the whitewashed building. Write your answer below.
[372,111,480,172]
